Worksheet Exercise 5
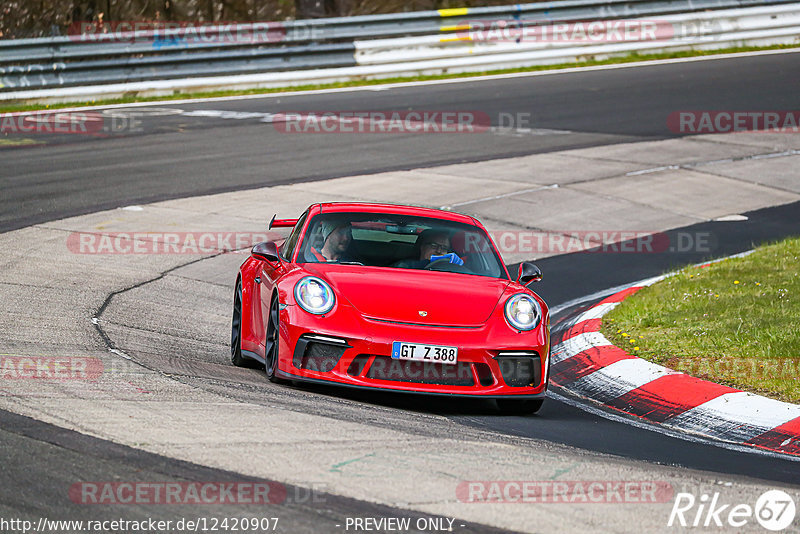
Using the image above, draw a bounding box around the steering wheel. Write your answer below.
[424,258,472,273]
[424,258,452,269]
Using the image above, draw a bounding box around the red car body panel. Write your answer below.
[237,203,550,398]
[303,266,509,327]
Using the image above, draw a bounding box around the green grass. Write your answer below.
[602,236,800,403]
[1,43,798,113]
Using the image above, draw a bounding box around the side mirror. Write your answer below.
[517,262,542,285]
[252,241,280,262]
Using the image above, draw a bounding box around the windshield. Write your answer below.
[297,212,508,279]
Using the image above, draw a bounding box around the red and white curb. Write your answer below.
[550,272,800,458]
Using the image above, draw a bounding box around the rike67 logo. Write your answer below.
[668,490,796,531]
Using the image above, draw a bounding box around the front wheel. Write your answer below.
[496,398,544,415]
[264,295,283,382]
[231,280,258,368]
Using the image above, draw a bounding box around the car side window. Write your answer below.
[280,212,308,261]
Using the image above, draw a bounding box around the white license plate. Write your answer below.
[391,341,458,365]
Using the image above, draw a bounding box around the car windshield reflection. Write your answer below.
[297,212,507,279]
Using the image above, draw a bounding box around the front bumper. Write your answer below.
[275,303,549,397]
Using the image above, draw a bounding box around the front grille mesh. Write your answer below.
[344,353,539,389]
[360,356,475,386]
[296,342,346,372]
[496,354,541,387]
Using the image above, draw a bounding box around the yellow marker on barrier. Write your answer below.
[438,7,469,17]
[440,36,473,43]
[0,139,41,147]
[439,24,471,32]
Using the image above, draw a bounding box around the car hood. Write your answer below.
[304,265,510,327]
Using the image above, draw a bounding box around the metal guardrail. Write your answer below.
[1,44,358,90]
[356,4,800,64]
[0,0,798,98]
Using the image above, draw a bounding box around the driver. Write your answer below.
[393,229,463,269]
[308,220,354,262]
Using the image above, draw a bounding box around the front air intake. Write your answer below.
[292,334,349,372]
[495,351,541,387]
[363,356,475,386]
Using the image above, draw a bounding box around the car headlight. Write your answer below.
[294,277,335,315]
[504,294,541,331]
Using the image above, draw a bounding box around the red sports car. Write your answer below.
[231,203,550,413]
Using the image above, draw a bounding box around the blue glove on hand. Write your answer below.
[430,252,464,266]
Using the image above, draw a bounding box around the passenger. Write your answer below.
[393,229,463,269]
[308,221,353,262]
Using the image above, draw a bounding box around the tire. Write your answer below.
[496,398,544,415]
[231,280,259,368]
[264,295,283,382]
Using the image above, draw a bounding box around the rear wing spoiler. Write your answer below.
[268,215,299,230]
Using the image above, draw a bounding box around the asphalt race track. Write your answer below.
[2,52,800,232]
[1,51,799,531]
[0,410,510,534]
